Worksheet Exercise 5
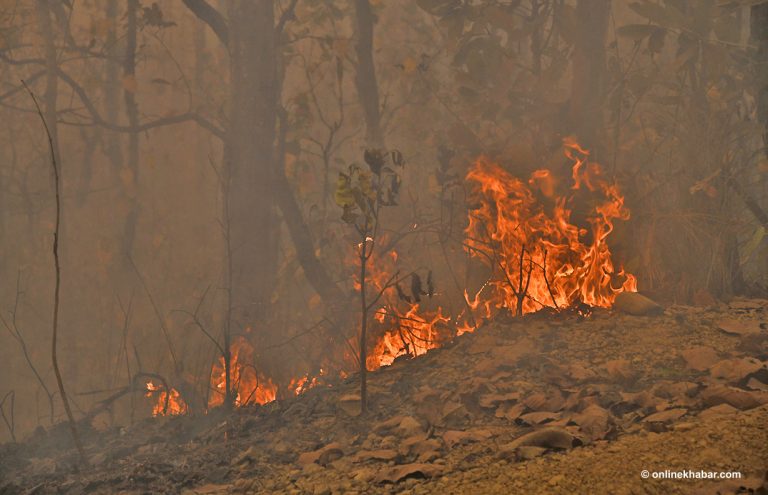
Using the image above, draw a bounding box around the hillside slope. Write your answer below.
[2,299,768,494]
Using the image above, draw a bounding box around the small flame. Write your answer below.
[145,381,188,416]
[208,336,277,408]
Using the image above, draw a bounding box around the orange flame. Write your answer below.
[145,381,188,416]
[368,303,450,369]
[208,336,277,408]
[464,138,636,316]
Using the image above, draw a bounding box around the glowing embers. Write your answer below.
[464,138,636,316]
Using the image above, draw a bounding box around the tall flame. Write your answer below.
[464,138,636,315]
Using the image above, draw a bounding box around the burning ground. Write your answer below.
[2,298,767,494]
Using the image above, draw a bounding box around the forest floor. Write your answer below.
[1,298,768,494]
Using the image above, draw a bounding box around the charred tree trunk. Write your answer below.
[354,0,384,149]
[568,0,609,153]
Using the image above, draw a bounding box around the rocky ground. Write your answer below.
[1,298,768,494]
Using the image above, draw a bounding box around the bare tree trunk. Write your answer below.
[220,2,280,396]
[568,0,609,153]
[104,0,124,171]
[122,0,140,262]
[353,0,384,148]
[185,0,344,329]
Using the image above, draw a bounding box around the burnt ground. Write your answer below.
[2,299,768,495]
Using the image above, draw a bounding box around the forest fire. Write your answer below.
[464,138,637,316]
[148,139,637,416]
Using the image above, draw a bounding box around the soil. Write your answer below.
[1,298,767,494]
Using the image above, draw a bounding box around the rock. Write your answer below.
[396,416,425,438]
[697,403,739,419]
[603,359,638,383]
[406,437,442,458]
[442,429,492,449]
[515,446,547,461]
[373,463,444,484]
[352,467,376,482]
[297,443,344,466]
[353,449,399,463]
[614,292,663,316]
[519,411,560,426]
[709,358,764,383]
[681,346,720,371]
[505,427,577,451]
[701,385,768,410]
[642,408,687,423]
[571,404,610,441]
[495,402,525,421]
[478,392,520,409]
[523,390,565,412]
[716,318,764,336]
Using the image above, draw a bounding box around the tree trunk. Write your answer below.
[225,0,280,327]
[568,0,609,153]
[353,0,384,149]
[122,0,140,262]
